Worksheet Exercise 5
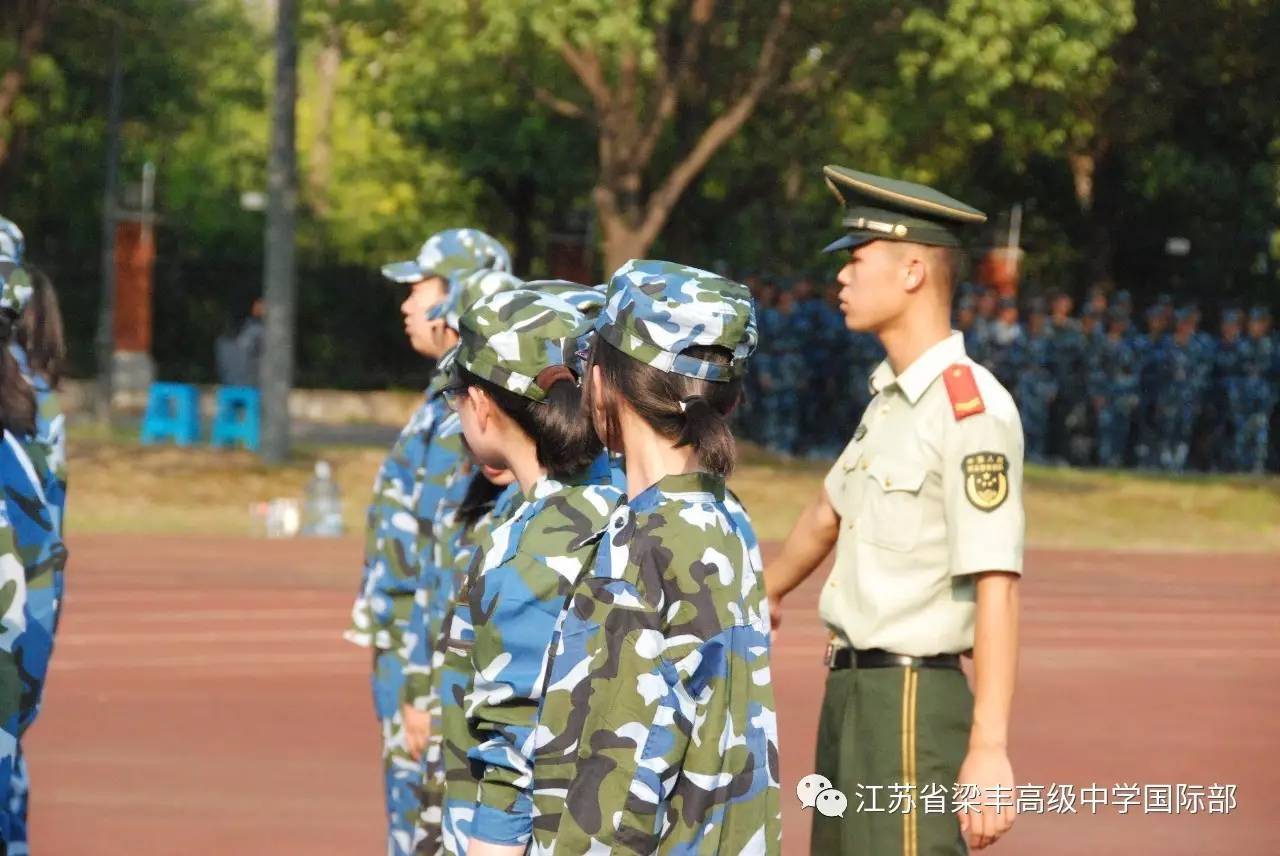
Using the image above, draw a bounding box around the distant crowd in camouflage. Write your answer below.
[740,274,1280,473]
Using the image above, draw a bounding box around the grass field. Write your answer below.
[68,422,1280,552]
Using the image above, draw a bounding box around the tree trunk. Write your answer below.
[594,185,650,274]
[261,0,299,464]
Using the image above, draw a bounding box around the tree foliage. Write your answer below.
[0,0,1276,384]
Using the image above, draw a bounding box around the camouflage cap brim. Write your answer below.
[381,259,427,283]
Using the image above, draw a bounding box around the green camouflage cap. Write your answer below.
[0,216,24,264]
[596,259,757,382]
[427,267,524,330]
[821,165,987,253]
[381,228,510,284]
[453,288,592,402]
[526,279,608,319]
[0,258,32,316]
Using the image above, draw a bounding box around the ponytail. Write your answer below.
[586,340,741,477]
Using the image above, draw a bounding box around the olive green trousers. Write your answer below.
[811,664,973,856]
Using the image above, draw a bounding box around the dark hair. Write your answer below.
[15,266,66,388]
[585,338,741,477]
[0,312,36,438]
[457,470,508,529]
[457,367,601,479]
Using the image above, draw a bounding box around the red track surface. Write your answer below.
[26,535,1280,854]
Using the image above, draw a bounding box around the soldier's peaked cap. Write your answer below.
[822,165,987,254]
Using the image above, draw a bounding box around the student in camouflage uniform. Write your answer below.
[1235,307,1277,473]
[1094,308,1142,469]
[345,228,512,856]
[1208,309,1246,471]
[987,298,1023,393]
[5,259,68,851]
[0,258,38,845]
[394,265,527,848]
[1133,298,1172,467]
[1013,308,1057,464]
[411,463,521,855]
[1152,308,1204,472]
[404,288,619,855]
[410,281,609,855]
[524,260,780,854]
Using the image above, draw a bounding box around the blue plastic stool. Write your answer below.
[210,386,261,451]
[140,383,201,446]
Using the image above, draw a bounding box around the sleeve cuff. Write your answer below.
[469,803,532,847]
[951,552,1023,577]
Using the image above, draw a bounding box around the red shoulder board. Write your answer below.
[942,363,985,421]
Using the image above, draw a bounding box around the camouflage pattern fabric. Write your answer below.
[0,431,64,729]
[0,435,31,845]
[375,649,421,856]
[597,260,757,382]
[399,412,473,711]
[0,261,32,317]
[431,454,621,853]
[413,481,524,856]
[524,280,608,319]
[346,386,444,654]
[0,217,22,265]
[381,229,511,285]
[454,289,594,402]
[530,471,781,855]
[427,269,526,332]
[348,379,448,856]
[5,343,66,852]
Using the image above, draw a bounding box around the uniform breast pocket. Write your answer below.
[859,457,927,552]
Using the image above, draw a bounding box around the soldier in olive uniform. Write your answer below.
[767,167,1024,855]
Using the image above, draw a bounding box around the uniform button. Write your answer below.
[884,478,892,487]
[861,459,869,470]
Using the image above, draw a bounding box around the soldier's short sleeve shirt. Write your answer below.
[820,332,1024,656]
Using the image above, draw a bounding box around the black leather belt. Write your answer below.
[826,646,961,671]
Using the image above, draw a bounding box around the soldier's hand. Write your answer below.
[956,745,1016,849]
[401,703,431,761]
[767,591,783,641]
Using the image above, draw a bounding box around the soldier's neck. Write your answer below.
[878,310,953,377]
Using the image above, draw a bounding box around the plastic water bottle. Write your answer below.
[302,460,344,537]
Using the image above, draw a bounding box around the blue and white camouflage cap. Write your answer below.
[0,258,33,317]
[427,268,524,330]
[525,279,608,320]
[595,259,757,382]
[453,289,592,403]
[0,216,23,264]
[381,228,510,285]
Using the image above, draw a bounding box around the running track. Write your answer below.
[25,535,1280,854]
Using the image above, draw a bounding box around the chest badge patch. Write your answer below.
[962,452,1009,511]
